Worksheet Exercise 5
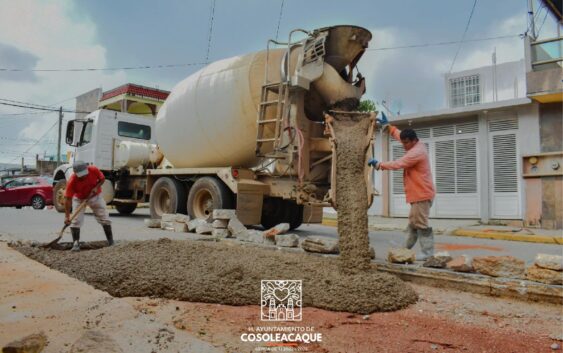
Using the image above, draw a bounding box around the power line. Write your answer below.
[9,118,59,162]
[537,10,549,37]
[0,62,206,73]
[0,95,79,117]
[0,101,89,114]
[205,0,216,64]
[275,0,285,41]
[449,0,478,73]
[365,34,519,52]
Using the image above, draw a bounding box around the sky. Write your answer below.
[0,0,559,165]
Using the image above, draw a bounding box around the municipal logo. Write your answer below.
[261,280,302,321]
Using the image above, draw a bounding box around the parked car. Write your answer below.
[0,176,53,209]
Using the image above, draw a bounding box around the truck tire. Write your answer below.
[115,202,137,215]
[187,177,233,221]
[53,180,67,213]
[150,177,187,219]
[287,202,304,230]
[261,198,286,229]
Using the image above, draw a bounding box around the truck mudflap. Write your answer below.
[236,180,269,225]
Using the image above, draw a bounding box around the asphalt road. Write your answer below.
[0,207,560,263]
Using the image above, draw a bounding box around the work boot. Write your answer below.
[415,227,434,261]
[405,224,418,249]
[70,227,80,252]
[103,224,114,246]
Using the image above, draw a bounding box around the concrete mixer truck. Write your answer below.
[52,25,376,230]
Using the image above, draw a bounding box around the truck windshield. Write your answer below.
[80,122,93,146]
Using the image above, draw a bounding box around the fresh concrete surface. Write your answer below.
[0,242,223,353]
[0,207,561,264]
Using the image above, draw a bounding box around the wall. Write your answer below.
[445,60,526,107]
[539,102,563,229]
[75,88,102,120]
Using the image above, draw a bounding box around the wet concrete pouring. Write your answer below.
[331,111,373,272]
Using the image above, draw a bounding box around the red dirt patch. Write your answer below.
[436,243,503,252]
[130,283,561,353]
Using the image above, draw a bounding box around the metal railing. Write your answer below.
[531,36,563,70]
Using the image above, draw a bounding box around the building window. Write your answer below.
[450,75,480,107]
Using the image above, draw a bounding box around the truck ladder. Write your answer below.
[255,81,289,158]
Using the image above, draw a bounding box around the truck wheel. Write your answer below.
[261,198,286,229]
[115,202,137,215]
[287,202,303,230]
[53,180,67,213]
[150,177,187,219]
[187,177,233,220]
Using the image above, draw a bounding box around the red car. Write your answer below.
[0,176,53,209]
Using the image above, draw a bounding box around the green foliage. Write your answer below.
[358,99,376,112]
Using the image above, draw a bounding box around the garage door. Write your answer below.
[390,121,480,218]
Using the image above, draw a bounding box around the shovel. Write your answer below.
[43,181,103,248]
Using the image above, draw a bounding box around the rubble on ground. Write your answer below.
[387,248,415,264]
[446,255,474,273]
[144,219,161,228]
[473,256,525,278]
[275,233,299,247]
[526,264,563,285]
[301,236,339,254]
[423,252,453,268]
[534,253,563,271]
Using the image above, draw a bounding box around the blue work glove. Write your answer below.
[368,158,380,169]
[376,112,389,130]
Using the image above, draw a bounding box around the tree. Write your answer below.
[358,99,376,112]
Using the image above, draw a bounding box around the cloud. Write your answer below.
[0,0,127,161]
[359,12,526,116]
[360,27,448,115]
[0,43,39,82]
[435,13,526,73]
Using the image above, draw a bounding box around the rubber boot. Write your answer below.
[405,224,418,249]
[70,228,80,252]
[103,224,114,246]
[416,227,434,261]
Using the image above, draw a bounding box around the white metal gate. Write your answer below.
[488,118,520,219]
[390,121,480,218]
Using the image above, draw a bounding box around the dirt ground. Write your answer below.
[128,283,563,353]
[15,239,417,313]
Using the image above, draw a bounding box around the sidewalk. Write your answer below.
[322,213,563,245]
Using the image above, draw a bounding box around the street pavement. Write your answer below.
[0,207,561,263]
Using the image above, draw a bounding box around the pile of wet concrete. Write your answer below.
[16,239,417,314]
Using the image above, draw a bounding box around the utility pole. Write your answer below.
[57,106,63,165]
[528,0,537,40]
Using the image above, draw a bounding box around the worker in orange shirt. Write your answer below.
[64,161,114,251]
[369,113,436,260]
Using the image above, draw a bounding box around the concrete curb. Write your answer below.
[452,229,563,245]
[376,261,563,305]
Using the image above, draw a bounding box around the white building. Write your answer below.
[445,59,526,108]
[369,24,562,230]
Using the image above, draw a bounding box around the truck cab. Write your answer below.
[52,109,158,214]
